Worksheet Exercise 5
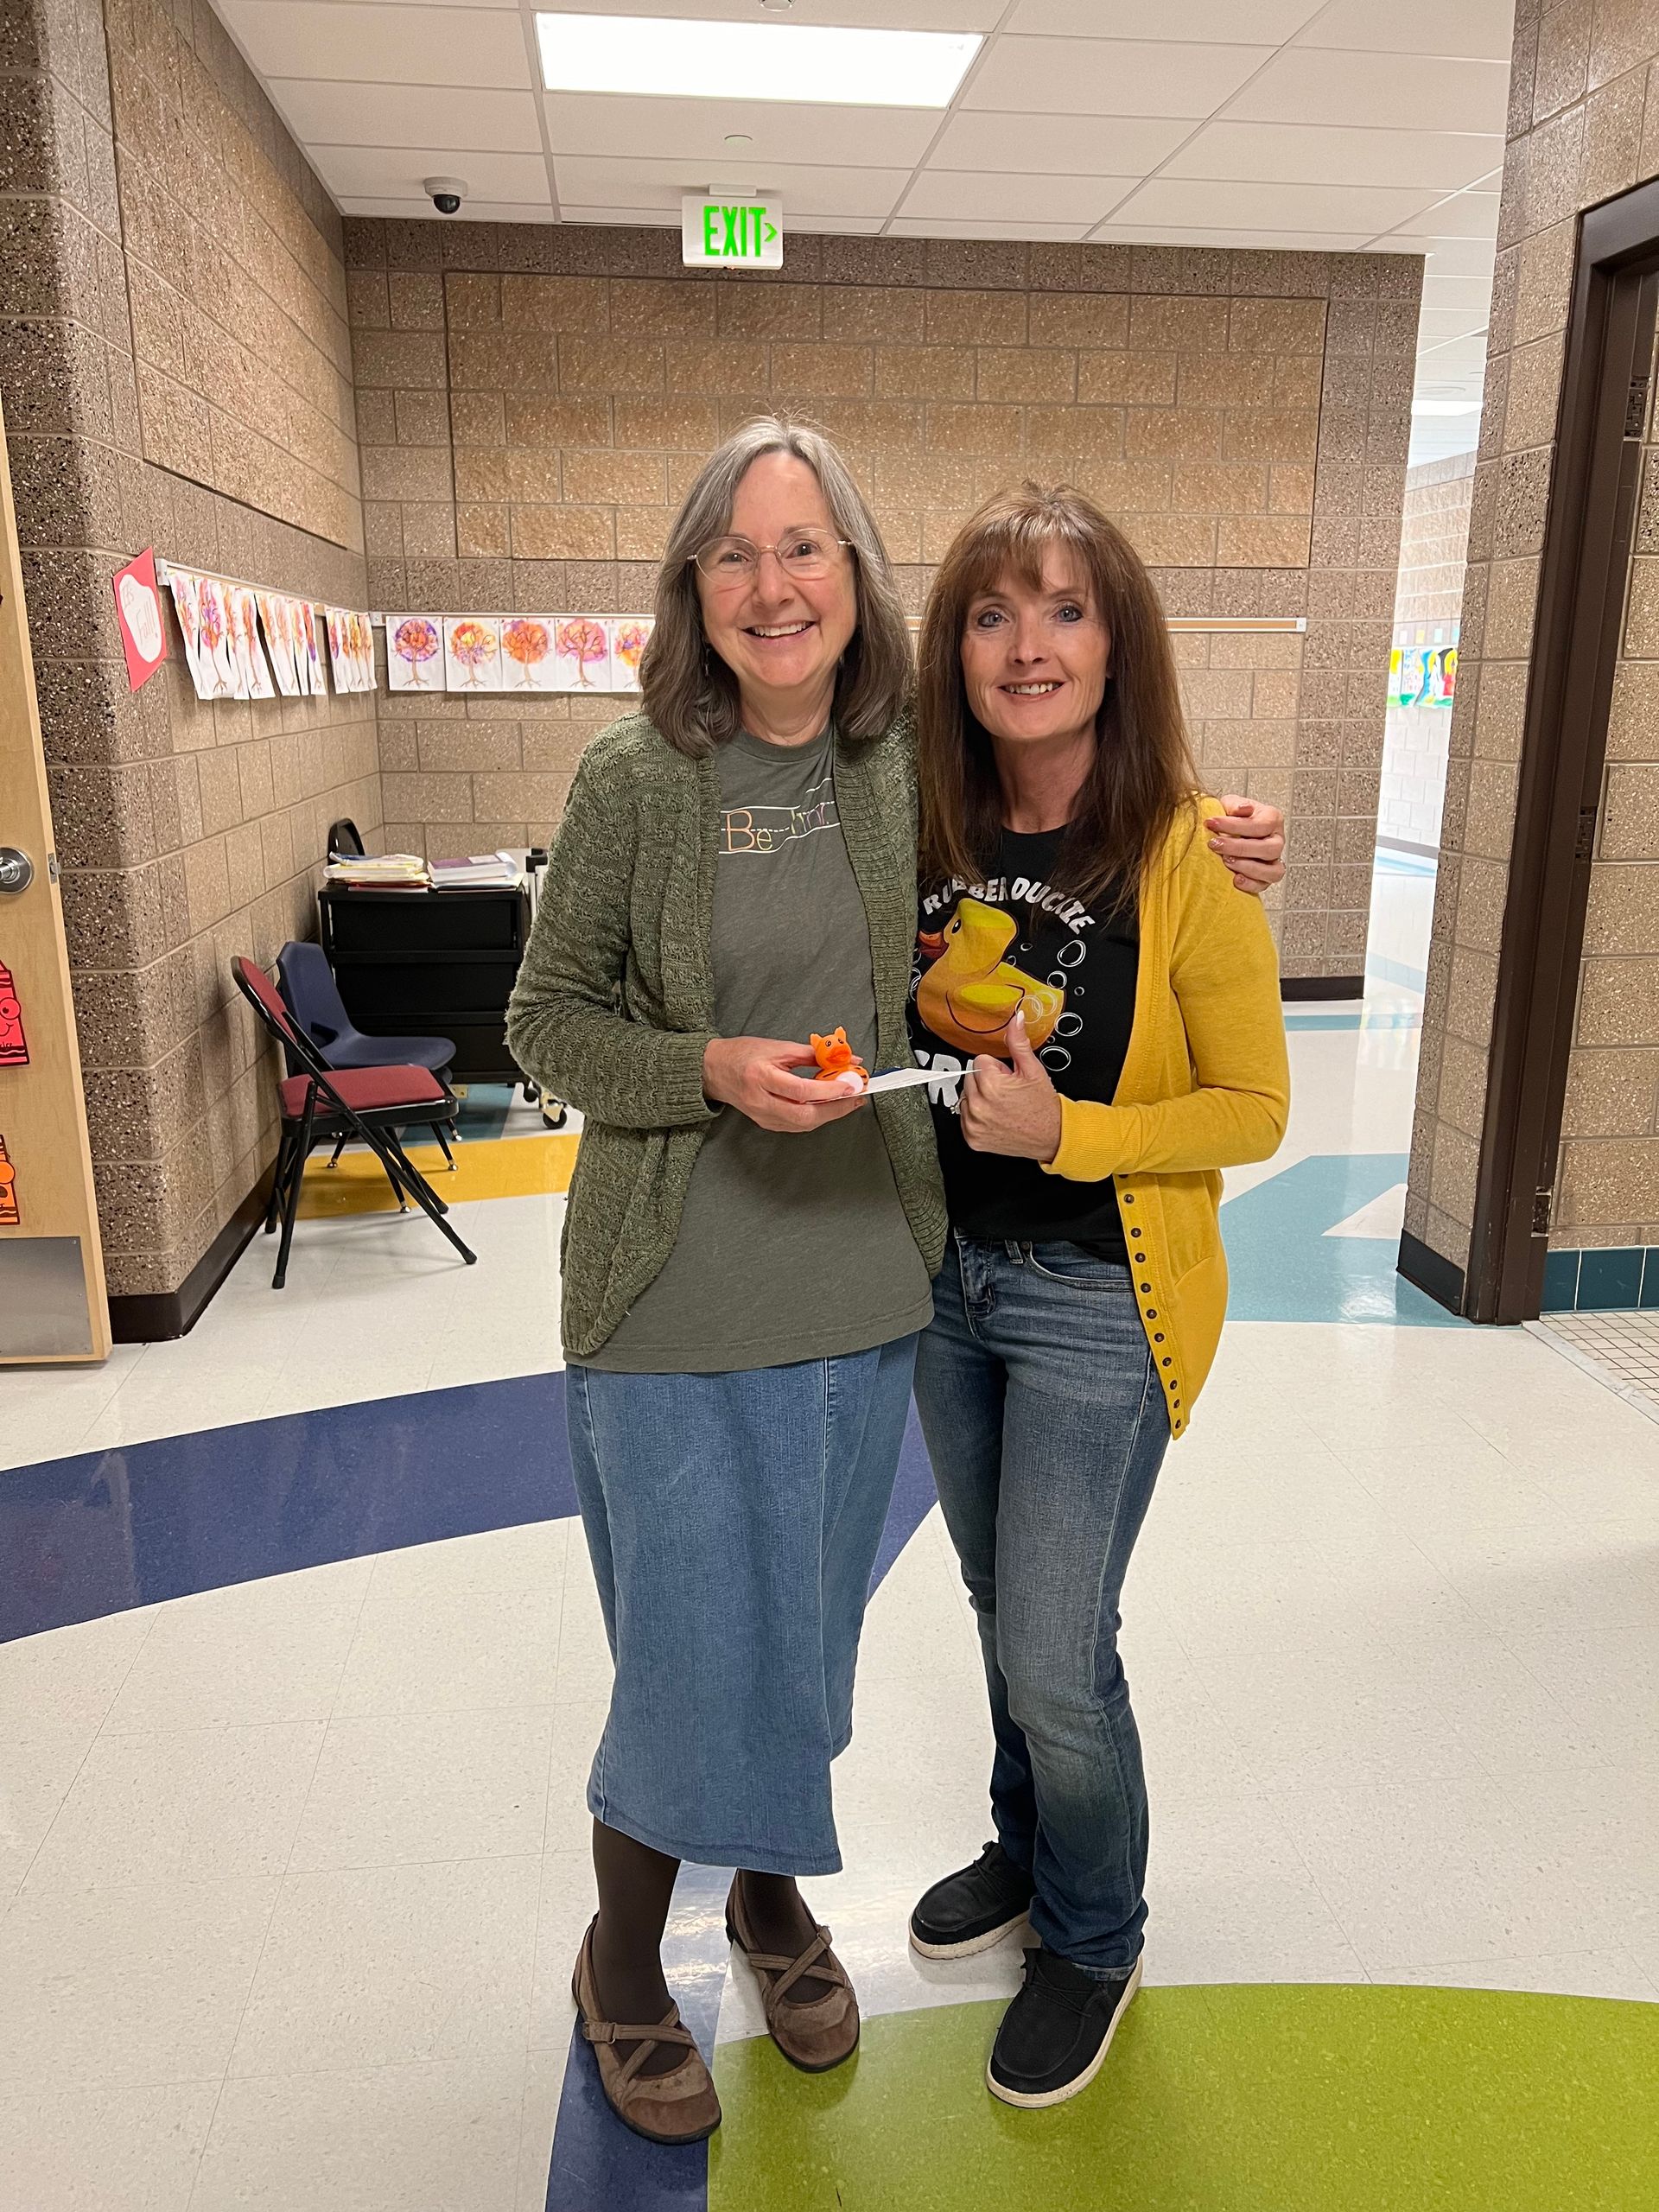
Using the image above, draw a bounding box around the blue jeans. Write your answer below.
[913,1237,1168,1975]
[565,1333,918,1876]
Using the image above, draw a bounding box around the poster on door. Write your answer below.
[0,960,27,1067]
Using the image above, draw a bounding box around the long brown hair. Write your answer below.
[918,483,1198,915]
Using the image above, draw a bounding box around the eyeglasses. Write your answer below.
[690,531,853,584]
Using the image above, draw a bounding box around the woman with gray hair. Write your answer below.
[506,417,1282,2144]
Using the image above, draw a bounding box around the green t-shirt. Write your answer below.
[587,725,934,1373]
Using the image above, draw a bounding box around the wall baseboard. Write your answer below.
[1281,974,1364,1001]
[107,1166,276,1343]
[1397,1228,1465,1317]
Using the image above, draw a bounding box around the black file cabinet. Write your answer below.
[319,884,533,1086]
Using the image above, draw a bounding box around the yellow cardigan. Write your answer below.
[1042,797,1290,1437]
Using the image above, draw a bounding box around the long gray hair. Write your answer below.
[639,416,913,757]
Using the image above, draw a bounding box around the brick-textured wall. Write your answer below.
[1406,0,1659,1271]
[1380,453,1474,849]
[109,0,360,550]
[345,219,1420,981]
[0,0,379,1306]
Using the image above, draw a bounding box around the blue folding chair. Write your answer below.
[276,940,460,1171]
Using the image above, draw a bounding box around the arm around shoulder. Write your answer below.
[1046,810,1290,1182]
[505,740,716,1131]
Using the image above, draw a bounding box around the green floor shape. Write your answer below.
[709,1983,1657,2211]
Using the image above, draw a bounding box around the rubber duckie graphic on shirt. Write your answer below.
[914,895,1066,1056]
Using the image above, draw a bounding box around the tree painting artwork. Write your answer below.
[0,959,28,1068]
[445,616,503,691]
[555,616,611,691]
[389,615,442,692]
[0,1134,18,1227]
[230,587,275,700]
[195,577,234,700]
[166,569,210,698]
[609,618,651,693]
[298,600,324,696]
[501,618,554,691]
[257,594,300,696]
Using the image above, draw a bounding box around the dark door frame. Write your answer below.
[1461,178,1659,1323]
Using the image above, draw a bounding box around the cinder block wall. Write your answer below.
[1405,0,1659,1275]
[0,0,379,1311]
[345,219,1421,983]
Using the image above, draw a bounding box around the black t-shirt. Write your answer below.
[907,827,1139,1261]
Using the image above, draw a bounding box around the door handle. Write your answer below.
[0,848,35,894]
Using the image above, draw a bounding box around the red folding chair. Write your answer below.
[232,957,477,1289]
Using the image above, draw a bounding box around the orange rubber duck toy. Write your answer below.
[810,1027,868,1088]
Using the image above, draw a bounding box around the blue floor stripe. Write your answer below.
[0,1373,576,1645]
[1224,1154,1462,1326]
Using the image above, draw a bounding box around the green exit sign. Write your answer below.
[681,194,784,270]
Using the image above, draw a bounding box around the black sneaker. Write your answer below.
[987,1946,1142,2108]
[909,1840,1035,1959]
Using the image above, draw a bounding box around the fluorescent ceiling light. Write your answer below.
[535,12,980,109]
[1410,400,1481,415]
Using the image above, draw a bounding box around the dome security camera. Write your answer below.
[423,176,467,216]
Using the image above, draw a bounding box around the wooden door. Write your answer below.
[0,392,110,1362]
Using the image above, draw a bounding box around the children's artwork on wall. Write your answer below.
[111,549,167,692]
[388,614,442,691]
[554,615,612,691]
[228,586,275,699]
[326,607,374,694]
[297,600,325,695]
[0,961,27,1068]
[257,593,302,696]
[195,575,237,700]
[1389,620,1459,710]
[0,1135,17,1227]
[167,569,213,700]
[501,617,556,691]
[608,617,651,693]
[445,615,503,691]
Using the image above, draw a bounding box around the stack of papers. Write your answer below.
[324,852,431,890]
[429,852,524,890]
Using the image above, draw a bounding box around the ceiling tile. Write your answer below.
[524,0,1003,23]
[1008,0,1323,35]
[1297,0,1516,60]
[1109,175,1442,232]
[1422,273,1495,313]
[1380,234,1497,276]
[1092,223,1372,250]
[340,197,561,221]
[1166,120,1503,192]
[1416,306,1490,342]
[268,79,543,152]
[551,155,908,219]
[1224,48,1509,132]
[219,2,531,90]
[315,143,551,200]
[963,35,1274,118]
[927,109,1186,175]
[540,92,938,167]
[885,215,1090,239]
[1405,188,1501,238]
[900,169,1139,222]
[556,203,681,227]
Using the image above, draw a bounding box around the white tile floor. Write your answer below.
[1535,1311,1659,1422]
[2,869,1656,2209]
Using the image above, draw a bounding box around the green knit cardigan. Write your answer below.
[505,708,948,1361]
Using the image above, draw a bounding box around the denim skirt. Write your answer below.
[564,1332,918,1875]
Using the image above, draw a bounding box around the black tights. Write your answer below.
[589,1819,835,2076]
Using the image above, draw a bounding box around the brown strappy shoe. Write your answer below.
[724,1873,860,2072]
[570,1917,721,2145]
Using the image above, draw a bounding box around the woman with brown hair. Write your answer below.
[508,424,1286,2145]
[904,484,1290,2109]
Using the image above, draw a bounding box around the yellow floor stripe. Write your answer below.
[296,1133,579,1217]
